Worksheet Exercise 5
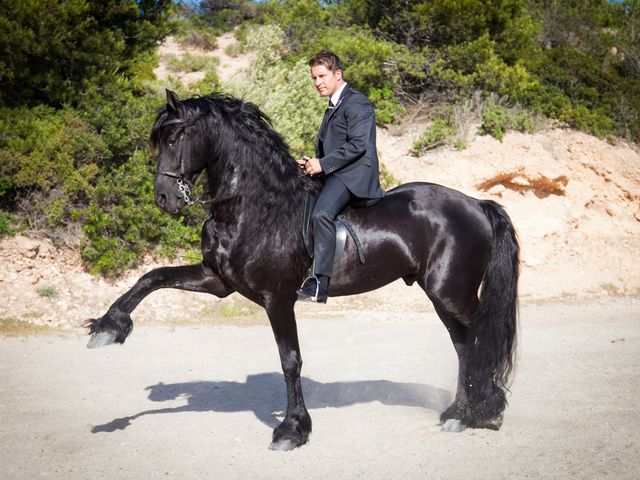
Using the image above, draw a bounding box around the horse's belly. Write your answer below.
[328,232,417,296]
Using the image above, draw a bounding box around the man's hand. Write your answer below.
[297,155,323,175]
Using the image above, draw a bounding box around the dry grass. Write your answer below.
[0,318,61,336]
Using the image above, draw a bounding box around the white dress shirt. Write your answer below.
[330,82,348,107]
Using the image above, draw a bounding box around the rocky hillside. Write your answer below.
[1,33,638,330]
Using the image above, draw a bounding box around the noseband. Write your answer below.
[155,117,197,206]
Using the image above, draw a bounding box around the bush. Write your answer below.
[174,14,220,50]
[368,88,405,125]
[164,52,219,73]
[229,25,325,156]
[0,105,108,227]
[413,117,455,152]
[0,210,17,238]
[81,150,205,276]
[259,0,329,48]
[74,74,161,166]
[0,0,174,108]
[428,35,535,100]
[480,99,538,141]
[522,44,628,139]
[560,105,615,141]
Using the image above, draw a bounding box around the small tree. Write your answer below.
[0,0,174,108]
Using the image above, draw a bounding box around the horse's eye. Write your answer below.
[168,132,183,148]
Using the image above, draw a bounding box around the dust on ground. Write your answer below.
[1,301,639,479]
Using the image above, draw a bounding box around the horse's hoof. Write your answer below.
[469,414,503,430]
[268,439,297,451]
[86,330,118,349]
[442,419,466,432]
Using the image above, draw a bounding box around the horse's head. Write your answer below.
[151,90,207,214]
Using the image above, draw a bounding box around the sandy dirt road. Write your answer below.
[1,300,639,479]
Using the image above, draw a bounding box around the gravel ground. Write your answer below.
[1,300,639,479]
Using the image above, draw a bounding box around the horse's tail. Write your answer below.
[466,200,519,428]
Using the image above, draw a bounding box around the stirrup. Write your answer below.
[297,273,322,301]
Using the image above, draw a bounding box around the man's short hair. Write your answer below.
[308,51,344,73]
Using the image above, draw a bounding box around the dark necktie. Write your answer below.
[319,101,333,140]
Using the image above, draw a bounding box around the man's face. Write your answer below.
[310,64,343,97]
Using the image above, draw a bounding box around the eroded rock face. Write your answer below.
[379,127,640,300]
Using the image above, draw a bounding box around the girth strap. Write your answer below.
[336,215,365,265]
[302,192,316,258]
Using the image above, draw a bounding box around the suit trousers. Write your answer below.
[312,174,354,278]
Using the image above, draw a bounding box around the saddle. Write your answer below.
[302,192,379,265]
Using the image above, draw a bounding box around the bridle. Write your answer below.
[155,117,202,206]
[154,114,236,209]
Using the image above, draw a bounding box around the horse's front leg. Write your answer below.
[86,263,233,348]
[266,298,312,451]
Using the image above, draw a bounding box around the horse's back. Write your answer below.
[330,182,493,297]
[352,182,492,241]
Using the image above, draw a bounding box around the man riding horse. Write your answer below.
[296,51,385,303]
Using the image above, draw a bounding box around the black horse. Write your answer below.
[87,90,519,450]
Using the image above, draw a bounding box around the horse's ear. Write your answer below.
[166,89,180,112]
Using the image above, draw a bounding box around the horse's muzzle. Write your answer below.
[154,177,185,214]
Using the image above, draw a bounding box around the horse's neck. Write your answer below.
[205,158,306,237]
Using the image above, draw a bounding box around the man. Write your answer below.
[296,51,385,303]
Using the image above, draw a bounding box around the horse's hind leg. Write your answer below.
[265,297,312,451]
[86,263,233,348]
[432,304,473,432]
[424,277,511,432]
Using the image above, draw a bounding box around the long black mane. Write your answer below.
[151,92,320,199]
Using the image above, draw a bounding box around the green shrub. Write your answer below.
[0,105,108,227]
[191,71,223,97]
[0,0,174,108]
[175,16,219,50]
[0,210,17,238]
[480,100,538,141]
[164,53,219,73]
[0,106,106,193]
[81,150,205,276]
[225,42,243,57]
[560,105,615,141]
[368,88,405,125]
[229,25,325,157]
[429,35,535,100]
[36,284,58,299]
[413,117,455,152]
[74,74,161,165]
[197,0,257,32]
[259,0,329,47]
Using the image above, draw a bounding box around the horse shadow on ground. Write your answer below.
[91,373,452,433]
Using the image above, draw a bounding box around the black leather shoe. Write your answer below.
[296,277,328,303]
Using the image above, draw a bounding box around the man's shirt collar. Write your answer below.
[330,82,348,108]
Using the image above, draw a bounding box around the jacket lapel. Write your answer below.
[316,85,352,154]
[326,85,351,124]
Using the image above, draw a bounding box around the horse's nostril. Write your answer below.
[157,193,167,207]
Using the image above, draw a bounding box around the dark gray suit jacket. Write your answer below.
[316,85,386,200]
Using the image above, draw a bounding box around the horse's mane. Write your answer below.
[151,93,321,240]
[151,92,319,194]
